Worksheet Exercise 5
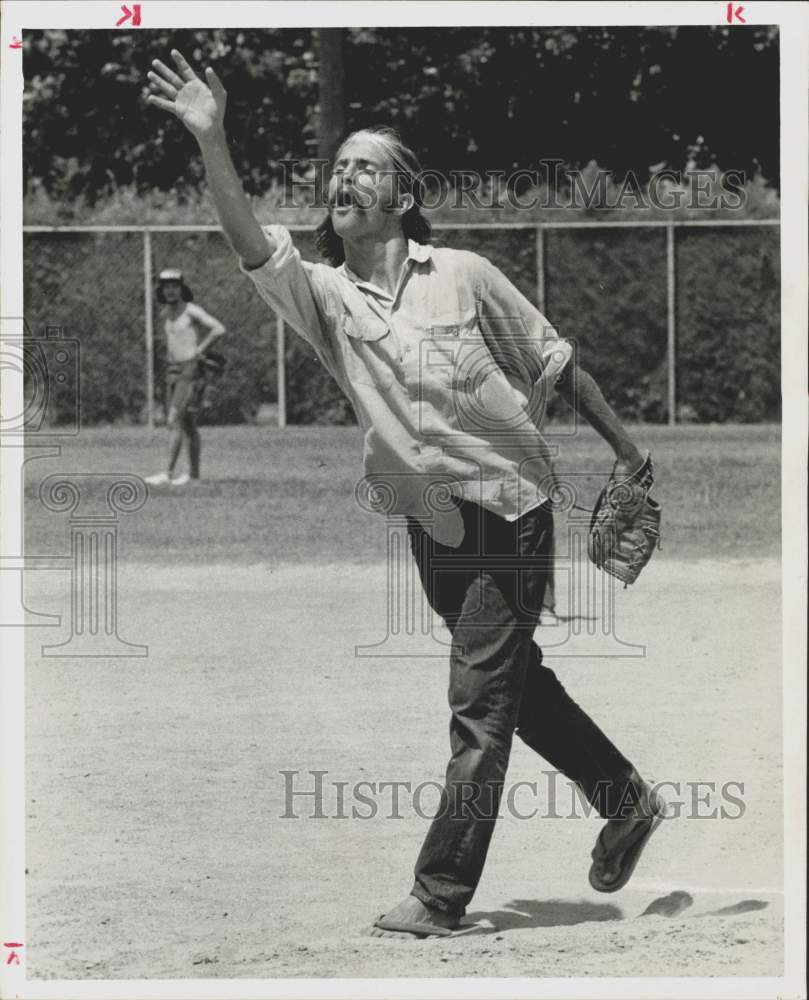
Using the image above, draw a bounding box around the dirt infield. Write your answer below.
[24,553,782,979]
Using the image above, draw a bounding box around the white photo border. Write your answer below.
[1,3,806,998]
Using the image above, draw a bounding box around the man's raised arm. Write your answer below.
[147,49,272,269]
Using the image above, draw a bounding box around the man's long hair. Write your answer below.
[315,126,432,267]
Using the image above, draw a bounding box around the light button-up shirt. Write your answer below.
[241,225,571,546]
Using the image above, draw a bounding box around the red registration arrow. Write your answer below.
[116,3,142,27]
[3,943,23,967]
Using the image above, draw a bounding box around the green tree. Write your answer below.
[24,26,779,201]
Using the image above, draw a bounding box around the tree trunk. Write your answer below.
[316,28,346,170]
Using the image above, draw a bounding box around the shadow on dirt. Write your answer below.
[468,898,622,930]
[701,899,770,917]
[468,892,770,934]
[640,891,694,917]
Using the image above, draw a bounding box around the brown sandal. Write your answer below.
[588,797,666,893]
[372,914,456,937]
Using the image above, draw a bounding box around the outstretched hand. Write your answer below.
[147,49,226,139]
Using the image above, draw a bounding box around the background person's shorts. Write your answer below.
[166,360,204,421]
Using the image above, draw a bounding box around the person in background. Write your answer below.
[145,268,226,486]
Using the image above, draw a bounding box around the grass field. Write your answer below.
[25,422,780,564]
[22,422,784,982]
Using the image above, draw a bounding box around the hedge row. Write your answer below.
[22,224,779,427]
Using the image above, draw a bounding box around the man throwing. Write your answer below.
[147,49,665,937]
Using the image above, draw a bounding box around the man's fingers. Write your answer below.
[147,71,177,99]
[205,66,227,101]
[170,48,198,82]
[147,94,177,115]
[151,58,184,90]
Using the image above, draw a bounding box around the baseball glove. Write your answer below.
[588,452,661,586]
[200,348,227,377]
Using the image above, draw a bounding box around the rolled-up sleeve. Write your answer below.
[239,225,333,355]
[475,255,572,384]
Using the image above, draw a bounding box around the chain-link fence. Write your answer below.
[22,220,780,428]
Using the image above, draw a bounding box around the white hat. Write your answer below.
[158,268,184,282]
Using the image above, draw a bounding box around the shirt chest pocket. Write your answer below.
[428,306,480,339]
[423,308,485,390]
[340,311,396,390]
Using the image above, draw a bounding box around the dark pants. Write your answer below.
[406,500,639,918]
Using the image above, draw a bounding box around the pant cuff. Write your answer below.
[410,883,465,919]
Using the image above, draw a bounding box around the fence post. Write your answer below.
[143,229,155,428]
[535,225,546,314]
[277,316,287,429]
[666,223,676,426]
